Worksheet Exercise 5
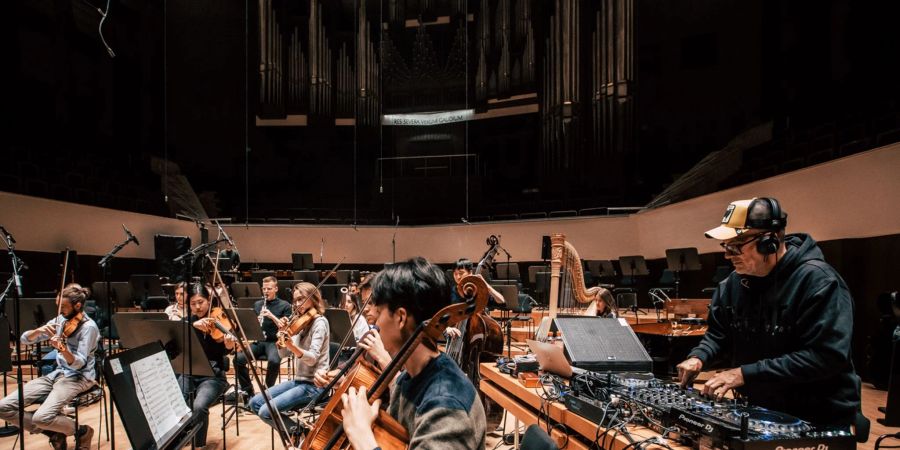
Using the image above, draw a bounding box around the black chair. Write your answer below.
[521,424,558,450]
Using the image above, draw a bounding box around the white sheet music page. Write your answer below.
[130,350,191,445]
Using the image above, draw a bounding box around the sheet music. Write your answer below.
[130,350,190,445]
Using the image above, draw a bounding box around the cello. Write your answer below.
[446,236,505,383]
[301,275,492,450]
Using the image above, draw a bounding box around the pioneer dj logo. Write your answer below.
[774,445,828,450]
[677,414,714,433]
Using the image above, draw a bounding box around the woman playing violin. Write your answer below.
[341,291,370,342]
[177,283,236,449]
[341,258,486,450]
[248,282,330,433]
[0,284,99,450]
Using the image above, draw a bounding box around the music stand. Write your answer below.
[277,279,295,300]
[320,284,345,307]
[231,282,262,298]
[292,253,314,271]
[233,308,265,341]
[534,272,551,306]
[5,298,57,335]
[112,312,168,349]
[618,255,649,280]
[293,271,319,284]
[324,308,356,346]
[103,342,196,450]
[129,274,166,309]
[496,263,520,282]
[124,320,215,377]
[109,282,133,308]
[236,297,259,309]
[665,247,701,298]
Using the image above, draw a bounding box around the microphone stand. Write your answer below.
[98,230,139,450]
[1,227,25,450]
[391,216,399,263]
[498,242,514,359]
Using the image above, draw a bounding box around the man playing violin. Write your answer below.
[249,282,330,433]
[0,284,98,450]
[231,275,292,402]
[178,283,238,449]
[342,257,486,450]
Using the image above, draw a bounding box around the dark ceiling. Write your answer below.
[7,0,900,225]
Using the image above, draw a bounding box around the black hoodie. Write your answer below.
[689,233,860,426]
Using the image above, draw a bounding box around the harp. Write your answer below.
[536,233,613,340]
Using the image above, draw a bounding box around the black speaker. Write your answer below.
[541,236,551,260]
[154,235,191,282]
[554,317,652,372]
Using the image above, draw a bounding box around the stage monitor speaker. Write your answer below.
[154,235,192,282]
[554,317,652,373]
[541,236,551,260]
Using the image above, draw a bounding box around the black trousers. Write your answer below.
[233,341,282,394]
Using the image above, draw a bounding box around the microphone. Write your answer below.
[15,256,28,272]
[123,224,140,245]
[0,225,15,244]
[214,321,238,339]
[461,217,470,225]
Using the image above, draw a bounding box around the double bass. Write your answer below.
[446,236,505,381]
[301,275,492,450]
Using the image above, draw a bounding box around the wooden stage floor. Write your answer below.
[1,376,898,450]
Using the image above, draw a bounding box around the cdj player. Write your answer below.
[566,372,856,450]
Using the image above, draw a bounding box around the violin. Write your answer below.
[193,306,235,344]
[275,308,319,348]
[302,275,492,450]
[50,311,85,352]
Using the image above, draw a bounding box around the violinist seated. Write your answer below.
[165,281,188,321]
[445,258,505,339]
[314,274,390,385]
[248,282,330,434]
[231,275,292,402]
[178,283,238,449]
[0,284,98,450]
[341,257,487,450]
[341,291,371,343]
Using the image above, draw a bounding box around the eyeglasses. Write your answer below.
[720,234,765,255]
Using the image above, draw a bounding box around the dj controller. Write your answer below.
[566,371,856,450]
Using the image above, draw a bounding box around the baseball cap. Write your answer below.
[704,198,787,240]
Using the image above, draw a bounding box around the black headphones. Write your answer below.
[745,197,786,255]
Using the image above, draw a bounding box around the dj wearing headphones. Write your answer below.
[676,197,861,427]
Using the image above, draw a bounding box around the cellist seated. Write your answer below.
[341,257,487,450]
[248,282,330,433]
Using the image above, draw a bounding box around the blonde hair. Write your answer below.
[292,282,326,314]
